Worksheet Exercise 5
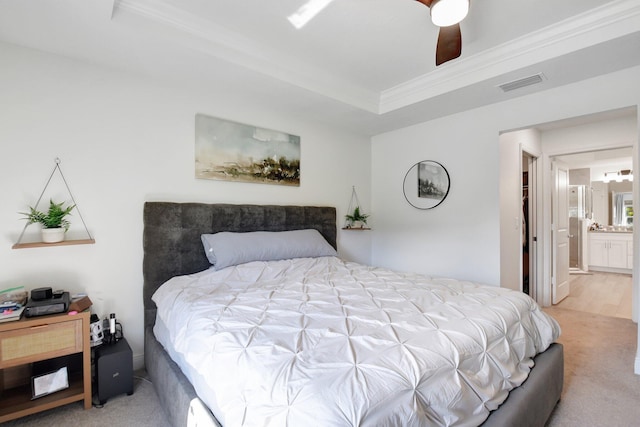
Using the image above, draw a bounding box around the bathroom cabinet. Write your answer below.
[588,232,632,272]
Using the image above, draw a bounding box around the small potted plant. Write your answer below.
[20,199,75,243]
[345,206,370,229]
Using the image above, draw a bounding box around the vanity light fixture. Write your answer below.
[621,169,633,182]
[603,170,633,183]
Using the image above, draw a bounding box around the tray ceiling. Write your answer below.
[1,0,639,134]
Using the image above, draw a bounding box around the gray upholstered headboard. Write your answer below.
[142,202,337,327]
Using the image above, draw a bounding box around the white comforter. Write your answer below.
[152,257,560,427]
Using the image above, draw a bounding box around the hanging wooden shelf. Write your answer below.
[12,239,96,250]
[343,186,371,230]
[12,158,95,250]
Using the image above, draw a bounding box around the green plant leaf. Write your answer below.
[19,199,75,231]
[345,206,369,224]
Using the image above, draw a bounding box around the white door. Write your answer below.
[552,161,570,304]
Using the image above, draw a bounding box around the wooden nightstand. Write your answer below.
[0,311,91,422]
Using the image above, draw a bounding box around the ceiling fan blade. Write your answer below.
[415,0,433,7]
[436,24,462,66]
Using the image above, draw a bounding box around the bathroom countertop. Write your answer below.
[589,229,633,233]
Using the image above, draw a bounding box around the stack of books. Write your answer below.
[0,301,25,323]
[0,285,28,323]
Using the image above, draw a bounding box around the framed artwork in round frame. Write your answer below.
[403,160,450,209]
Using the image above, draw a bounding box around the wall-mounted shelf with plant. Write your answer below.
[12,158,95,249]
[19,199,76,245]
[344,206,370,230]
[342,186,371,230]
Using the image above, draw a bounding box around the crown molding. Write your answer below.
[380,0,640,114]
[113,0,380,113]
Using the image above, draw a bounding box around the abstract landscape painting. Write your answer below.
[195,114,300,186]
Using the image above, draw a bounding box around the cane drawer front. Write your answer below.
[0,318,82,368]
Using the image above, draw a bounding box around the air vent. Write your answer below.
[498,73,545,93]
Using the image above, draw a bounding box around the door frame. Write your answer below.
[540,145,636,313]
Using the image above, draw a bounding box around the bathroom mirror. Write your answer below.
[403,160,450,209]
[591,180,633,226]
[612,191,633,226]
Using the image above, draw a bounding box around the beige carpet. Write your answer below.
[1,371,170,427]
[544,306,640,427]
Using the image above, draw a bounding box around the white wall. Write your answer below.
[0,42,372,367]
[372,65,640,287]
[592,181,609,225]
[371,112,501,284]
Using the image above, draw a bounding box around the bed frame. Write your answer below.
[142,202,563,427]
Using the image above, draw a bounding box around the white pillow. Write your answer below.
[201,229,337,270]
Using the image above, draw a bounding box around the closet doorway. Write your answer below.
[522,152,538,299]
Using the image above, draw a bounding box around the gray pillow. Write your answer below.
[201,229,337,270]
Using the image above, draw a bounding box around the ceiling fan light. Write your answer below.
[430,0,469,27]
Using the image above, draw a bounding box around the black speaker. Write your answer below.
[94,337,134,404]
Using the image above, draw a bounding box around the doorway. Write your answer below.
[499,106,639,375]
[500,106,637,313]
[551,147,634,317]
[522,152,537,299]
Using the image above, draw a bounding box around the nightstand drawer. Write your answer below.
[0,319,83,368]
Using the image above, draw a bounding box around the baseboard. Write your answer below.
[587,266,632,275]
[133,352,145,371]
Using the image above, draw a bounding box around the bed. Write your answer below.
[143,202,563,427]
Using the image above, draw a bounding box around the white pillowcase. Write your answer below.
[201,229,337,270]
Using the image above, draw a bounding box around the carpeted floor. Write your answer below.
[544,306,640,427]
[1,370,170,427]
[2,307,639,426]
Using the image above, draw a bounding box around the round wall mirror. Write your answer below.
[403,160,450,209]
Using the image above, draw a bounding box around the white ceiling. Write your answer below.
[1,0,640,135]
[555,147,633,179]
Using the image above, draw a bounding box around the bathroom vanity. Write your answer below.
[588,230,633,274]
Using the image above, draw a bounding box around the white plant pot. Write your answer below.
[41,228,65,243]
[348,221,366,229]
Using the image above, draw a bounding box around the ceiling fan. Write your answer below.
[416,0,470,66]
